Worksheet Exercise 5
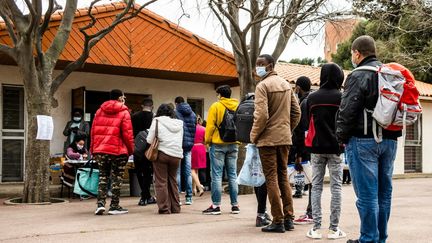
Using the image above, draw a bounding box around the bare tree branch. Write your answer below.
[45,0,78,67]
[2,0,28,34]
[36,0,62,69]
[0,43,17,61]
[50,0,159,94]
[0,10,17,45]
[209,2,243,57]
[24,0,39,36]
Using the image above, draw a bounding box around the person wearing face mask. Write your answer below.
[66,135,89,160]
[91,89,134,216]
[251,54,301,233]
[63,108,90,154]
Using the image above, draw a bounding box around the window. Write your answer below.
[1,85,25,182]
[404,118,422,173]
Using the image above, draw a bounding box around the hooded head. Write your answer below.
[320,63,344,89]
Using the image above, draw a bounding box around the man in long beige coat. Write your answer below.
[251,54,301,233]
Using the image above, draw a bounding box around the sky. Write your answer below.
[18,0,352,61]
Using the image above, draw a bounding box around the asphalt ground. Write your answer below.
[0,178,431,243]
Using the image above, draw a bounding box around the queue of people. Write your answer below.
[61,35,401,243]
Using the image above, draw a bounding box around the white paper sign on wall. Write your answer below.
[36,115,54,140]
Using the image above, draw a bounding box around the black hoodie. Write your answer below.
[304,63,344,154]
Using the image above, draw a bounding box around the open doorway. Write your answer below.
[187,98,204,119]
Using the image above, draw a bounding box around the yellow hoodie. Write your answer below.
[205,97,239,144]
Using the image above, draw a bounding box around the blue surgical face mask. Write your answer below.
[73,116,82,122]
[256,66,267,77]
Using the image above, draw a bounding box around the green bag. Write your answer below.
[73,161,99,197]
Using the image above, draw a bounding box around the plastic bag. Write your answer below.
[236,144,265,187]
[288,161,312,185]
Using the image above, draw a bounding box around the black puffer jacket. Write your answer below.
[305,63,344,154]
[336,56,401,143]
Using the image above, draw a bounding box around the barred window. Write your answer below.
[404,118,422,173]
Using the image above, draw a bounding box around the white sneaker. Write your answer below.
[306,228,322,239]
[328,228,347,239]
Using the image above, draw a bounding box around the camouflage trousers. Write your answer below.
[94,154,128,208]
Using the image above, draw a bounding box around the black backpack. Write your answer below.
[134,130,148,159]
[217,102,237,142]
[235,93,255,143]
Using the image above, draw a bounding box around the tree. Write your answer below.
[332,1,432,82]
[0,0,161,203]
[288,56,327,66]
[289,57,314,65]
[208,0,349,97]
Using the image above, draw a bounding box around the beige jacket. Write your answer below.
[250,71,301,147]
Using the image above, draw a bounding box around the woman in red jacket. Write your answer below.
[91,89,134,216]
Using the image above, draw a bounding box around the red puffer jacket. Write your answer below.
[90,100,134,156]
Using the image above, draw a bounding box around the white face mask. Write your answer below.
[73,116,82,122]
[256,66,267,77]
[77,145,84,150]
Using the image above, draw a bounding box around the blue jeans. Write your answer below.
[210,144,239,206]
[177,151,192,198]
[346,137,397,243]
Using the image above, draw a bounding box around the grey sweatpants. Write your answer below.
[311,154,343,231]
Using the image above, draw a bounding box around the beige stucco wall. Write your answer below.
[421,100,432,173]
[0,65,240,155]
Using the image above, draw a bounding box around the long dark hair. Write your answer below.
[68,135,87,153]
[156,103,176,118]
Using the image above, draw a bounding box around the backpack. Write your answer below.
[235,93,255,143]
[217,102,237,142]
[134,130,148,159]
[353,63,422,143]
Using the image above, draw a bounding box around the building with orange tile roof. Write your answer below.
[0,3,430,182]
[0,2,239,182]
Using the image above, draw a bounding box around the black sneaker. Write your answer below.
[261,223,285,233]
[264,213,272,221]
[256,216,271,227]
[284,218,295,231]
[138,197,147,206]
[231,205,240,214]
[94,203,105,215]
[108,206,128,215]
[202,206,221,215]
[346,240,359,243]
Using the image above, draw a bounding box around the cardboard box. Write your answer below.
[50,171,62,185]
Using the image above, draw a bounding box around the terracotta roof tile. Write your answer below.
[275,62,432,97]
[0,2,237,79]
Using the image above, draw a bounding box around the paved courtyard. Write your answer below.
[0,178,431,243]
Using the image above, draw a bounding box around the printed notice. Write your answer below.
[36,115,54,140]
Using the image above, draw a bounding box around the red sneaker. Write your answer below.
[293,214,314,225]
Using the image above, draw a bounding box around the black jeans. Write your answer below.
[134,155,153,199]
[254,183,267,214]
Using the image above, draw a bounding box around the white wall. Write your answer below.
[1,64,429,175]
[421,100,432,173]
[0,65,241,155]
